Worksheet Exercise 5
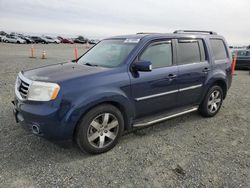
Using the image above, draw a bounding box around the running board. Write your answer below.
[133,107,198,128]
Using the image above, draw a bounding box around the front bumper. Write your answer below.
[12,98,74,141]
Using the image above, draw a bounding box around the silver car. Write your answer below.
[2,35,26,44]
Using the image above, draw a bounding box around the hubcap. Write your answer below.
[87,113,119,148]
[208,90,222,113]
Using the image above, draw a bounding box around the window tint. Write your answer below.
[177,39,204,64]
[210,39,228,60]
[140,42,172,68]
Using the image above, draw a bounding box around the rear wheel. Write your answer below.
[75,104,124,154]
[199,85,223,117]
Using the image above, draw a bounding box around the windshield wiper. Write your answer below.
[84,62,99,67]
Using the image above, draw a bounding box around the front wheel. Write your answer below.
[199,85,223,117]
[75,104,124,154]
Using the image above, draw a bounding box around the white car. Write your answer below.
[41,36,60,44]
[2,35,26,44]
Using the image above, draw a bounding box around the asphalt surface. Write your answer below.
[0,43,250,187]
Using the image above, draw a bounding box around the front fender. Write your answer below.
[63,88,135,136]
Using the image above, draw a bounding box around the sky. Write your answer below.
[0,0,250,45]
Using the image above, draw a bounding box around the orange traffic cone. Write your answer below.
[232,53,237,75]
[29,45,36,58]
[41,50,46,59]
[74,46,78,60]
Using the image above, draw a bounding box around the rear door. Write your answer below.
[130,39,179,118]
[175,38,210,107]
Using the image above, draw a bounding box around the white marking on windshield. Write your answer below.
[124,39,140,43]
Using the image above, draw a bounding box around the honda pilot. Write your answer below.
[13,30,233,154]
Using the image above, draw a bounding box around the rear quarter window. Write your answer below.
[210,39,228,61]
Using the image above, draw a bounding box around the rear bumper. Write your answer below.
[12,98,75,141]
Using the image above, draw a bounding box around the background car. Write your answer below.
[41,36,60,44]
[19,36,34,44]
[47,36,60,44]
[235,50,250,70]
[57,36,74,44]
[30,36,48,44]
[88,39,100,44]
[0,31,7,36]
[74,36,88,44]
[2,35,26,44]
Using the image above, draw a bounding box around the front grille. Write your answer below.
[16,73,31,100]
[18,79,30,99]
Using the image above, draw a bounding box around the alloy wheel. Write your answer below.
[87,113,119,148]
[207,90,222,113]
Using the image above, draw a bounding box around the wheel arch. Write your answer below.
[202,78,228,102]
[69,96,135,140]
[212,79,227,99]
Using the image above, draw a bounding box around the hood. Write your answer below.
[23,62,108,83]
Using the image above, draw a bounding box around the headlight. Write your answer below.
[27,81,60,101]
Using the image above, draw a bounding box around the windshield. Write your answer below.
[78,39,137,67]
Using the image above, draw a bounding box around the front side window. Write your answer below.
[177,39,205,65]
[78,39,137,68]
[210,39,228,61]
[139,41,172,68]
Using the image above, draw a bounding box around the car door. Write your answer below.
[175,38,210,107]
[130,39,179,118]
[9,36,15,43]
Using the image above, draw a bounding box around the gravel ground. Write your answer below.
[0,43,249,188]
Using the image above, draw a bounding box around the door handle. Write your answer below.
[168,74,177,79]
[202,67,210,73]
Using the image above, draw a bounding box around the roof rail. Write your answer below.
[174,30,217,35]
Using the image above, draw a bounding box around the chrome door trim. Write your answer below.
[135,84,202,101]
[135,89,179,101]
[179,84,202,92]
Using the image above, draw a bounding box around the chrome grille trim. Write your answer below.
[15,72,33,101]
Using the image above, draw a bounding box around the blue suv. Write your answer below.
[13,30,232,154]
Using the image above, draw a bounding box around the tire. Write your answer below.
[199,85,223,117]
[75,104,124,154]
[17,41,20,44]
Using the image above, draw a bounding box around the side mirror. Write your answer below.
[133,60,152,72]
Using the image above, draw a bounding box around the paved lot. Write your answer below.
[0,43,250,187]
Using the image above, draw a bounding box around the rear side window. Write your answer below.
[210,39,228,60]
[140,41,172,68]
[177,39,206,64]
